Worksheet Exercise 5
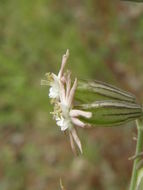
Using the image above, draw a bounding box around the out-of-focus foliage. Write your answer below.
[1,0,143,190]
[122,0,143,2]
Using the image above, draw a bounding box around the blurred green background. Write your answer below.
[1,0,143,190]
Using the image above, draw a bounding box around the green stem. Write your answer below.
[129,118,143,190]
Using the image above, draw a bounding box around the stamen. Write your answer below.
[45,73,53,81]
[41,80,49,86]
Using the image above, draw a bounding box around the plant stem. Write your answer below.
[130,118,143,190]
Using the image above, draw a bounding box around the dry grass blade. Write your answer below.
[60,178,66,190]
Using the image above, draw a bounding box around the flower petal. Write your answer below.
[65,71,71,101]
[56,117,69,131]
[69,132,76,155]
[71,128,82,153]
[68,78,77,107]
[71,117,86,128]
[59,81,66,104]
[70,109,92,118]
[58,49,69,79]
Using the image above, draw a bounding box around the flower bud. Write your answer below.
[76,100,142,126]
[75,80,137,104]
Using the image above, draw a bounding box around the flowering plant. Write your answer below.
[41,50,92,153]
[41,50,143,189]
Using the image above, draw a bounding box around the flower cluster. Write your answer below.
[41,50,92,153]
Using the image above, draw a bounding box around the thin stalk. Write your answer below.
[130,118,143,190]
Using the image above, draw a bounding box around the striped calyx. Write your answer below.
[75,100,143,127]
[42,49,143,154]
[75,80,137,104]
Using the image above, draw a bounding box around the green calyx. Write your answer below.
[75,100,143,127]
[74,80,143,126]
[75,80,137,104]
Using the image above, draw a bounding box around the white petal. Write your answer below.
[49,87,59,99]
[71,117,86,128]
[65,72,71,100]
[70,109,92,118]
[69,132,76,155]
[56,117,69,131]
[61,124,69,131]
[58,49,69,79]
[48,74,61,99]
[59,81,66,104]
[71,128,82,154]
[67,78,77,107]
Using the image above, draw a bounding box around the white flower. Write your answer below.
[41,49,69,100]
[41,49,92,154]
[52,70,92,153]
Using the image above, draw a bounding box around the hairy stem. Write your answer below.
[130,118,143,190]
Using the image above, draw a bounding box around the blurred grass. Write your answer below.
[1,0,143,190]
